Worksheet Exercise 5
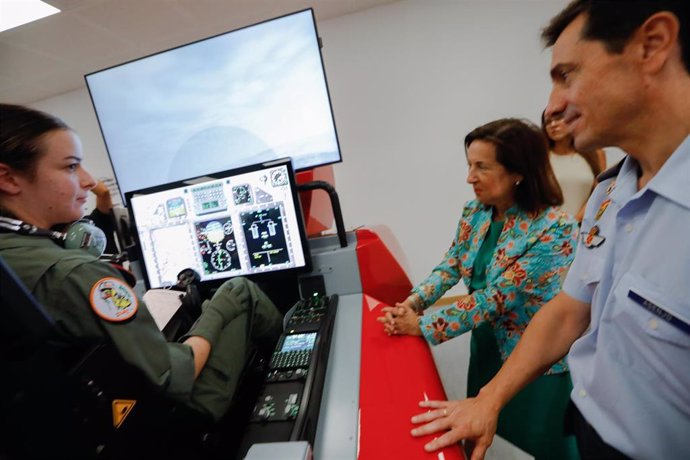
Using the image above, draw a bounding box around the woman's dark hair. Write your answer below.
[0,103,69,178]
[465,118,563,214]
[542,0,689,74]
[541,110,604,177]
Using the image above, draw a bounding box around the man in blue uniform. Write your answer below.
[408,2,690,459]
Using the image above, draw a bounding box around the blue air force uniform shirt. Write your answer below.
[563,135,690,459]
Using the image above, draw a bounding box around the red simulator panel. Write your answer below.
[359,294,465,460]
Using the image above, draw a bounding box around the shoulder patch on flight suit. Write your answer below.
[89,277,138,322]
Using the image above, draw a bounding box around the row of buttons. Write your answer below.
[270,350,311,369]
[287,296,330,330]
[266,367,308,382]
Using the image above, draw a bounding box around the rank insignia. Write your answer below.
[606,181,616,195]
[583,225,605,248]
[595,199,611,221]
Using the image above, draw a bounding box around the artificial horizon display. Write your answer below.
[86,9,341,201]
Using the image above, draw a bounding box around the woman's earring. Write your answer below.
[515,180,521,186]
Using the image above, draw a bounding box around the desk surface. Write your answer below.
[313,293,464,460]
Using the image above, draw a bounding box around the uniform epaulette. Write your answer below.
[596,158,625,183]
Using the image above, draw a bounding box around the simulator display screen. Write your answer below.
[86,9,341,201]
[281,333,317,353]
[128,161,308,288]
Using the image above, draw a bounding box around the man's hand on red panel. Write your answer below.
[410,396,499,460]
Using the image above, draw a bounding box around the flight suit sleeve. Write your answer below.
[54,259,196,402]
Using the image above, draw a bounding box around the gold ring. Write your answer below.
[443,409,447,417]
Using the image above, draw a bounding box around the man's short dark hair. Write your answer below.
[542,0,689,73]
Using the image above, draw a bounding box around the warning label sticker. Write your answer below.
[112,399,136,429]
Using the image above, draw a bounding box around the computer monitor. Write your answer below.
[125,159,310,290]
[85,8,341,202]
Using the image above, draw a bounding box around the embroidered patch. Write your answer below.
[89,277,138,322]
[582,225,605,248]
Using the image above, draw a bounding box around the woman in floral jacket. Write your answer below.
[379,118,579,460]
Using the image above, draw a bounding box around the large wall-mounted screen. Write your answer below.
[86,9,341,201]
[126,159,309,289]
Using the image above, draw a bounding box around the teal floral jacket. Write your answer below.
[413,200,577,374]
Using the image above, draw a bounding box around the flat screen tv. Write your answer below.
[86,9,341,202]
[125,158,310,289]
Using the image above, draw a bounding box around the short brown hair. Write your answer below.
[542,0,689,73]
[465,118,563,214]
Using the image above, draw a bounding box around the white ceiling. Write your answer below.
[0,0,399,104]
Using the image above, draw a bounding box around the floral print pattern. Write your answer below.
[413,200,577,374]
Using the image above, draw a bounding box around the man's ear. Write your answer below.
[0,163,22,195]
[636,11,680,74]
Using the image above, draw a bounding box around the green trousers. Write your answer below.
[467,323,580,460]
[186,278,282,421]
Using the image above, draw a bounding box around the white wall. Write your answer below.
[321,0,572,294]
[31,0,617,295]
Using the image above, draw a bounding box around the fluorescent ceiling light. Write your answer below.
[0,0,60,33]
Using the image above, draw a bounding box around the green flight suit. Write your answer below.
[0,232,282,421]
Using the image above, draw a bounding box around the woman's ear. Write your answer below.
[0,164,22,195]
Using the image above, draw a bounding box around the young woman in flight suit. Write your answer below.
[0,103,282,421]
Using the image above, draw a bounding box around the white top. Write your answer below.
[550,152,594,218]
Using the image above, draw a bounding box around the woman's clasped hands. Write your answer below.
[376,299,422,336]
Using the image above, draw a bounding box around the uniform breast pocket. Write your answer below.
[608,274,690,379]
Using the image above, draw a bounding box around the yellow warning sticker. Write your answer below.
[112,399,136,429]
